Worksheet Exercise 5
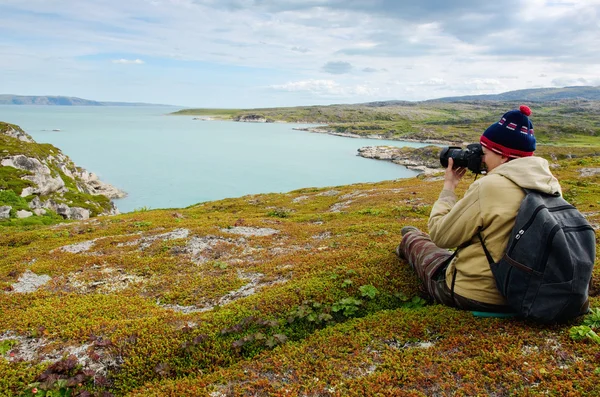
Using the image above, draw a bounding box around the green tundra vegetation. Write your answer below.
[1,101,599,396]
[172,100,600,146]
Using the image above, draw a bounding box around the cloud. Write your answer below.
[2,0,600,106]
[291,46,309,53]
[551,77,600,87]
[417,78,447,86]
[112,58,145,64]
[270,79,383,97]
[321,61,352,74]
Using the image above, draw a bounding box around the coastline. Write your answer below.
[356,145,443,175]
[291,126,456,146]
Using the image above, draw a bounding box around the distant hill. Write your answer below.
[0,95,174,107]
[428,86,600,102]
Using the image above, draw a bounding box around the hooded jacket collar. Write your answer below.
[488,156,561,196]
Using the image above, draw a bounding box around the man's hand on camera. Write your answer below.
[443,158,467,191]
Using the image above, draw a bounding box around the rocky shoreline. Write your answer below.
[1,123,125,221]
[357,145,444,175]
[292,126,454,145]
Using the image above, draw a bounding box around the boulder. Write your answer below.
[16,210,33,218]
[0,206,11,219]
[28,196,43,209]
[55,204,90,220]
[70,207,90,220]
[33,209,47,216]
[55,204,71,219]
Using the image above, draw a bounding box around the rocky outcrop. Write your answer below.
[74,169,126,199]
[233,114,274,123]
[1,124,35,142]
[2,155,66,196]
[357,145,443,175]
[1,121,123,221]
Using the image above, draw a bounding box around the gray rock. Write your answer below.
[54,204,89,220]
[1,126,34,142]
[70,207,90,220]
[33,208,47,216]
[317,190,341,197]
[0,206,11,219]
[55,204,71,218]
[74,169,126,199]
[16,210,33,218]
[29,196,43,209]
[21,187,35,197]
[42,199,59,211]
[579,168,600,177]
[1,155,65,195]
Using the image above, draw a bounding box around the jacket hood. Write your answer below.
[489,156,562,195]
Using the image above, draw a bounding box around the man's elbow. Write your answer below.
[428,221,454,248]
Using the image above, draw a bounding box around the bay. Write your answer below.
[0,106,429,213]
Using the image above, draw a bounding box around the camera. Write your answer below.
[439,143,485,174]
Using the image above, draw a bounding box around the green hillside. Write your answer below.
[172,100,600,146]
[1,125,599,395]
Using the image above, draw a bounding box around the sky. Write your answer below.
[1,0,599,108]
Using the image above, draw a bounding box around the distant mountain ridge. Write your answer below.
[427,85,600,103]
[0,95,174,107]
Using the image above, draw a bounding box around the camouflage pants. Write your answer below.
[399,228,511,312]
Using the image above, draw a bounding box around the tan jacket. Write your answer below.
[428,156,562,305]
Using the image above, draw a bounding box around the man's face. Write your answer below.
[482,147,508,172]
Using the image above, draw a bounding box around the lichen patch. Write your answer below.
[56,239,98,254]
[175,235,243,264]
[63,267,146,294]
[221,227,279,237]
[121,228,190,250]
[8,270,51,293]
[0,331,119,376]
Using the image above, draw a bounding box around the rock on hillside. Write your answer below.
[0,121,125,221]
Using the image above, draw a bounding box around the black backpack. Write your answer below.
[478,189,596,323]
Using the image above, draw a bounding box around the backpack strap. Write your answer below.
[448,240,472,300]
[447,249,460,299]
[477,228,496,265]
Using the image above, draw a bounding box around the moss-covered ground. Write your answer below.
[1,150,599,395]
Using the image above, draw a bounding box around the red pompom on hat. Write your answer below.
[519,105,532,116]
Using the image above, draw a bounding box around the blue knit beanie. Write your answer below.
[480,105,536,158]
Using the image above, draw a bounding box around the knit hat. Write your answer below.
[480,105,536,158]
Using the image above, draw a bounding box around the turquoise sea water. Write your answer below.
[0,106,429,213]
